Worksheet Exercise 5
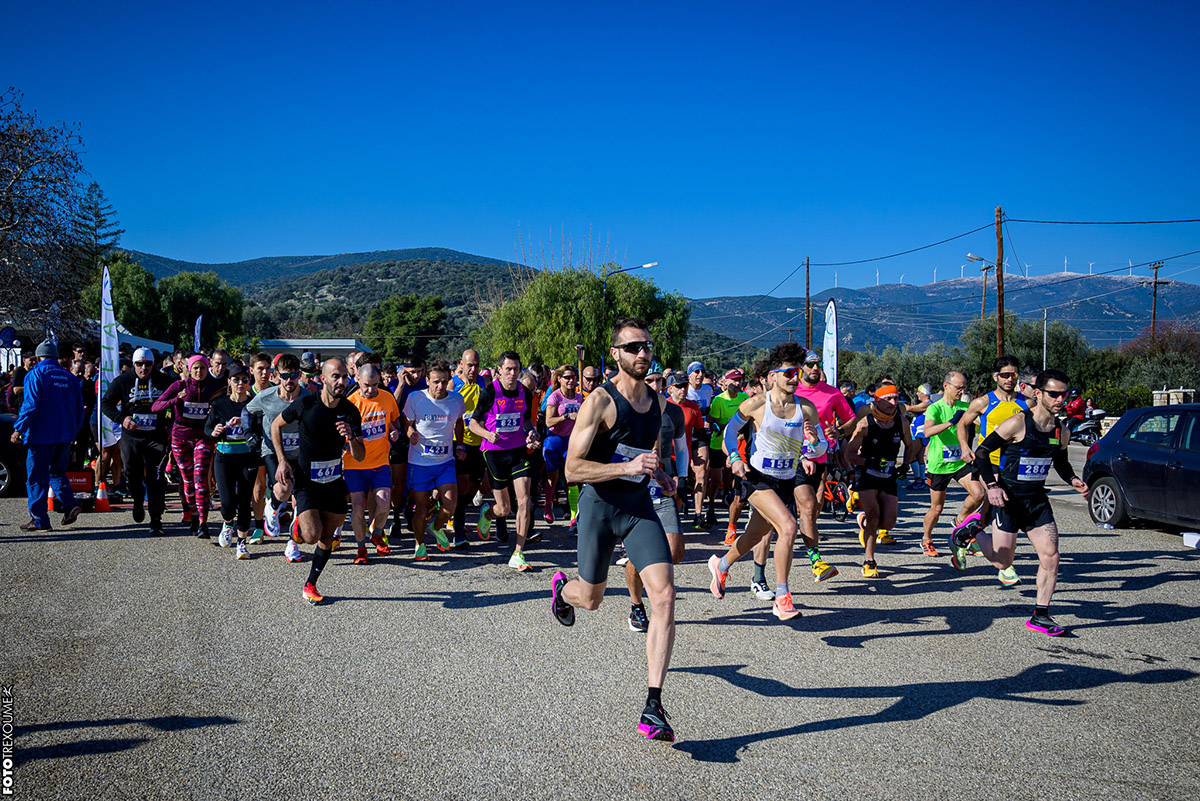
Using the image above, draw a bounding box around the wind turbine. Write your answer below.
[900,273,906,284]
[1063,257,1069,274]
[1129,259,1133,276]
[875,267,880,286]
[1088,261,1095,275]
[933,265,938,282]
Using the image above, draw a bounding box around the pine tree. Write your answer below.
[73,181,125,268]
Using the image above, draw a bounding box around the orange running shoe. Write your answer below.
[354,546,369,565]
[724,524,737,546]
[303,583,324,605]
[922,540,940,557]
[371,531,391,556]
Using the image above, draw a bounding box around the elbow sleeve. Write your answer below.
[1052,449,1076,483]
[803,424,829,459]
[722,412,745,457]
[674,434,690,477]
[974,433,1005,484]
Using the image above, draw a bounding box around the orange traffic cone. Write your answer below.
[95,481,112,513]
[47,483,56,512]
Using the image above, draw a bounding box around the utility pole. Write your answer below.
[805,258,813,348]
[995,206,1005,356]
[980,263,993,351]
[1042,308,1048,370]
[783,327,803,343]
[1147,262,1170,338]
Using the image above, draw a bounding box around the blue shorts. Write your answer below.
[344,465,391,495]
[408,461,458,493]
[543,434,570,473]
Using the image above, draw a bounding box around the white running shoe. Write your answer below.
[217,523,234,548]
[751,580,775,600]
[284,540,304,562]
[264,502,280,538]
[472,491,484,507]
[236,540,249,560]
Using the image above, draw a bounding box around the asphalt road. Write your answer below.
[3,445,1199,800]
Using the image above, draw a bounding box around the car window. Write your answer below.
[1179,413,1200,453]
[1125,411,1182,449]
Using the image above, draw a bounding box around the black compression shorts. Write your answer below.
[993,491,1055,533]
[577,485,671,585]
[484,447,530,491]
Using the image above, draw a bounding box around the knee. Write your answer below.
[646,580,676,610]
[1040,551,1060,572]
[777,518,798,543]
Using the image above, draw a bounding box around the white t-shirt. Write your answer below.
[403,389,465,467]
[687,383,714,410]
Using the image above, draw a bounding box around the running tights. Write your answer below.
[214,451,258,532]
[171,433,215,524]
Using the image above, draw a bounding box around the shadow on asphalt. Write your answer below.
[670,663,1197,763]
[14,715,240,765]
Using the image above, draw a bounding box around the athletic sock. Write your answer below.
[752,560,767,583]
[255,518,263,532]
[454,501,466,535]
[718,556,731,574]
[806,547,821,565]
[307,546,331,585]
[496,518,509,539]
[777,582,789,596]
[567,485,580,519]
[1035,606,1049,617]
[647,686,662,706]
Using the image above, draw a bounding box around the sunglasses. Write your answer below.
[997,371,1018,379]
[231,376,251,384]
[804,360,821,368]
[1042,389,1068,399]
[278,371,300,380]
[582,375,600,382]
[562,374,577,380]
[772,367,801,378]
[614,341,654,355]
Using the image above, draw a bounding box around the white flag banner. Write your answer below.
[822,299,838,387]
[98,265,122,448]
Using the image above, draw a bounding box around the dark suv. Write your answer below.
[1082,403,1200,528]
[0,412,26,496]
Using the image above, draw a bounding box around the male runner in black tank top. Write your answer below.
[549,317,680,743]
[958,369,1088,636]
[845,384,913,578]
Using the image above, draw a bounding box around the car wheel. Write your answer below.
[0,452,15,497]
[1088,476,1129,528]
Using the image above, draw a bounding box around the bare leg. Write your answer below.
[639,561,676,689]
[1025,522,1060,608]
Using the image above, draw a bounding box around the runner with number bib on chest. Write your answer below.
[272,359,365,605]
[549,318,681,743]
[404,360,466,559]
[845,384,913,578]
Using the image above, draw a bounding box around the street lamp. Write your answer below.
[600,262,657,372]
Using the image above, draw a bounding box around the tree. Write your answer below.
[1120,323,1200,391]
[73,181,124,270]
[472,265,690,368]
[0,87,89,331]
[959,313,1094,392]
[156,271,244,350]
[79,251,163,340]
[364,292,445,360]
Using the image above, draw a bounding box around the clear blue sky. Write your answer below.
[5,1,1198,295]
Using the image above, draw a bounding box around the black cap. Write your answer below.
[300,356,318,373]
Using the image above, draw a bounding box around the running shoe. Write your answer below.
[550,571,575,627]
[446,519,455,534]
[526,530,543,544]
[708,555,728,599]
[149,523,165,537]
[952,512,982,543]
[133,495,145,524]
[922,540,940,557]
[751,580,775,600]
[967,537,983,556]
[415,543,428,560]
[472,490,484,507]
[248,528,264,545]
[508,550,533,572]
[811,560,838,582]
[949,529,969,571]
[773,592,801,620]
[1026,613,1067,636]
[217,523,234,548]
[628,604,649,633]
[371,531,391,556]
[302,582,324,605]
[432,527,451,551]
[706,507,717,527]
[236,540,249,560]
[907,479,925,490]
[877,530,896,545]
[568,517,578,535]
[291,516,302,544]
[354,546,368,565]
[62,504,82,526]
[857,511,867,548]
[198,521,210,540]
[284,540,304,562]
[692,514,705,531]
[998,566,1021,586]
[724,524,737,546]
[543,507,554,525]
[331,528,342,551]
[638,700,674,742]
[264,502,280,537]
[862,561,879,578]
[189,517,201,537]
[477,503,492,541]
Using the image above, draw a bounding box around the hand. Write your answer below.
[335,421,353,439]
[275,460,293,486]
[730,459,748,479]
[962,448,976,463]
[1071,477,1088,496]
[228,416,240,428]
[213,423,226,437]
[388,427,400,443]
[408,430,420,446]
[626,451,659,477]
[657,473,677,497]
[485,430,498,444]
[567,412,577,421]
[122,417,137,432]
[525,429,541,449]
[455,445,466,461]
[986,484,1008,507]
[896,462,909,479]
[803,421,818,442]
[824,423,839,442]
[801,458,816,476]
[10,430,22,445]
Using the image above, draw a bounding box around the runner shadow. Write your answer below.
[391,589,548,609]
[14,714,239,765]
[672,662,1195,763]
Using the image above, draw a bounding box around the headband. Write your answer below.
[874,385,899,400]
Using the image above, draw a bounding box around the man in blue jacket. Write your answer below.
[12,340,85,530]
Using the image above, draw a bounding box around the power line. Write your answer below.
[1007,218,1200,225]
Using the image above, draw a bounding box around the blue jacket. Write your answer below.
[14,359,85,446]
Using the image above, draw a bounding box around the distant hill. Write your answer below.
[689,272,1200,352]
[123,247,514,286]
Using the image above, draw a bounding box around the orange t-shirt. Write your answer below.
[344,390,401,470]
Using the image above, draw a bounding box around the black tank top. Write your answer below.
[999,413,1059,494]
[586,381,662,494]
[861,415,903,478]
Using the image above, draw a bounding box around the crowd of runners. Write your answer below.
[11,321,1089,744]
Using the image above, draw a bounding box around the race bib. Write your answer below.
[132,413,157,431]
[867,459,894,479]
[310,457,342,484]
[282,432,300,452]
[760,456,795,476]
[423,443,450,457]
[1016,456,1052,483]
[182,401,209,420]
[495,412,522,433]
[362,418,387,441]
[563,402,580,416]
[224,423,245,441]
[463,412,473,425]
[649,483,664,500]
[611,443,651,482]
[942,445,962,461]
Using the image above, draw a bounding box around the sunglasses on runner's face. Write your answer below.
[278,372,300,380]
[804,360,821,368]
[614,341,653,355]
[998,371,1018,379]
[231,376,250,384]
[562,374,577,380]
[1042,389,1068,399]
[773,367,801,379]
[583,374,599,382]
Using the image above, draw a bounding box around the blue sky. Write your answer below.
[5,1,1198,296]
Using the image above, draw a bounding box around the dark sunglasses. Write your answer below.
[613,341,654,355]
[561,374,577,380]
[582,374,600,382]
[804,360,821,368]
[231,376,251,384]
[1042,389,1068,399]
[997,371,1018,379]
[277,371,300,380]
[773,367,801,378]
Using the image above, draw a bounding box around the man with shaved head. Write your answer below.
[921,370,986,555]
[345,363,402,563]
[273,358,365,604]
[451,348,487,545]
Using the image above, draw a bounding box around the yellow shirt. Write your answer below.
[981,391,1029,466]
[455,380,482,447]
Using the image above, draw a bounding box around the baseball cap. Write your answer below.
[686,361,704,374]
[666,374,685,388]
[133,347,155,363]
[646,360,663,376]
[299,356,318,374]
[724,369,744,381]
[226,362,247,378]
[301,351,316,362]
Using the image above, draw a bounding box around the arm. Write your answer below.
[545,394,568,429]
[800,399,829,460]
[101,373,127,427]
[956,396,989,461]
[269,413,292,485]
[564,390,659,484]
[844,418,870,466]
[13,367,40,434]
[924,404,963,439]
[204,402,225,440]
[973,414,1025,505]
[151,379,183,413]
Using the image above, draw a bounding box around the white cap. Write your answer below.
[132,347,155,363]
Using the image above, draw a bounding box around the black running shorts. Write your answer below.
[927,462,974,493]
[738,465,797,507]
[483,447,530,491]
[793,460,825,491]
[855,469,898,497]
[577,485,671,585]
[294,475,348,516]
[993,490,1055,534]
[455,443,486,482]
